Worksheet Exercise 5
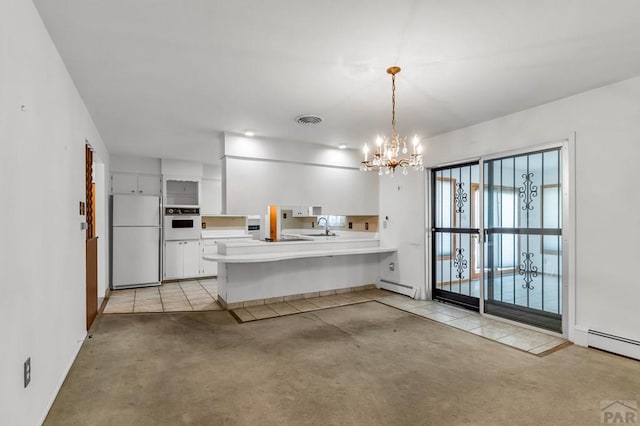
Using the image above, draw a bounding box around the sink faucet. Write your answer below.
[317,217,330,236]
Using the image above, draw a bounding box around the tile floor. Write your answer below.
[378,295,568,355]
[232,289,566,356]
[438,274,562,314]
[104,281,567,356]
[231,288,392,322]
[103,279,221,313]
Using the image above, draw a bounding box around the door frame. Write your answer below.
[430,161,481,310]
[426,135,575,338]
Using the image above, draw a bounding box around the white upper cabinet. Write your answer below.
[200,178,222,215]
[291,206,322,217]
[112,173,161,195]
[137,175,162,195]
[111,174,137,194]
[164,177,200,206]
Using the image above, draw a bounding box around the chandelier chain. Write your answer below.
[391,73,396,138]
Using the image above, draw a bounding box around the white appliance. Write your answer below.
[163,207,201,240]
[247,215,261,240]
[111,194,161,289]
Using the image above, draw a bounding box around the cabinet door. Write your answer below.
[202,259,218,277]
[201,241,218,276]
[138,175,162,195]
[112,174,138,194]
[182,240,201,278]
[164,241,183,280]
[200,178,221,215]
[292,206,313,217]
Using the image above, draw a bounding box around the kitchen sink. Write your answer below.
[302,233,338,237]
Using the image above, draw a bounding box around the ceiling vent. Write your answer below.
[296,115,323,125]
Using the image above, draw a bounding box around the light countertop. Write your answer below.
[202,245,396,263]
[203,236,394,263]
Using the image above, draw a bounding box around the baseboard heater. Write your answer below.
[588,329,640,361]
[379,279,416,298]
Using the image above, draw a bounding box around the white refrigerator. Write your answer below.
[111,194,161,289]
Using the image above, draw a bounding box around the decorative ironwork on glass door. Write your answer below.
[432,162,481,310]
[484,148,562,332]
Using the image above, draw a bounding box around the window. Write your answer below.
[317,215,346,227]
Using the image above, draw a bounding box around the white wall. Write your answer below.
[110,154,161,174]
[161,158,203,177]
[378,171,427,298]
[0,0,109,423]
[389,75,640,344]
[223,133,379,215]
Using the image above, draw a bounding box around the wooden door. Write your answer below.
[85,145,98,330]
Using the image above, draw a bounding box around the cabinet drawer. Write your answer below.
[202,239,218,247]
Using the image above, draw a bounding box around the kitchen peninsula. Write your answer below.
[203,235,396,309]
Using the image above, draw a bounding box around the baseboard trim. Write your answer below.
[570,325,589,347]
[39,331,87,425]
[588,329,640,361]
[379,280,416,298]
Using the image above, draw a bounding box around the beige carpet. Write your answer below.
[46,302,640,425]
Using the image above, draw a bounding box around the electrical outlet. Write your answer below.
[348,222,353,229]
[365,222,369,230]
[24,357,31,388]
[388,262,395,271]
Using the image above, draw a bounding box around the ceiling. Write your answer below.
[34,0,640,163]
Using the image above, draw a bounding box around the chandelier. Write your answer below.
[360,66,424,176]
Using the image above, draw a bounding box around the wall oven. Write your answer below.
[163,207,201,240]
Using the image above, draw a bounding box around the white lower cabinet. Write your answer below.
[164,240,201,280]
[183,240,201,277]
[199,237,254,277]
[201,239,218,276]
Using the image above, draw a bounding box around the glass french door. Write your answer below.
[483,148,563,332]
[431,162,481,310]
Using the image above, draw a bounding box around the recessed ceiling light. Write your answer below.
[243,130,255,137]
[338,144,347,150]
